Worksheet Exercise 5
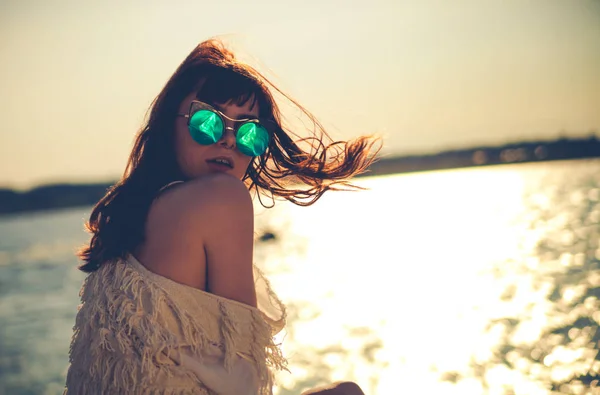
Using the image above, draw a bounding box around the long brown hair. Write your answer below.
[78,39,380,272]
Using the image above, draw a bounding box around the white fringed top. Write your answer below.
[64,254,287,395]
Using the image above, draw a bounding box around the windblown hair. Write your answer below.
[78,39,380,272]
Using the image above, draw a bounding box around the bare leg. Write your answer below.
[301,381,366,395]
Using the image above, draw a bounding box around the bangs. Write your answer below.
[195,67,267,114]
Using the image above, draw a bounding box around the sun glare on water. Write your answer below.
[1,160,597,395]
[254,164,573,394]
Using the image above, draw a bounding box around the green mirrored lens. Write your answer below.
[236,122,270,156]
[189,109,223,145]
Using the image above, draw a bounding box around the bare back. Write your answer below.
[135,173,257,307]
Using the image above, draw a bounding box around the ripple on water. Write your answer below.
[1,160,599,395]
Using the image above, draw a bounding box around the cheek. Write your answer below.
[242,156,253,169]
[174,128,200,173]
[237,156,254,178]
[174,129,188,164]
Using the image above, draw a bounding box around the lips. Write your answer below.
[206,156,234,169]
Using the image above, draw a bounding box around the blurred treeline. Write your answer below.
[0,183,112,215]
[1,136,599,216]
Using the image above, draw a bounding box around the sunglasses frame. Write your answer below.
[177,100,276,156]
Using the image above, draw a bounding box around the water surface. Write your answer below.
[1,159,598,394]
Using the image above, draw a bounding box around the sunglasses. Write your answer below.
[177,101,273,157]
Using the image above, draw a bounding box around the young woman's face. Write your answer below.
[174,92,258,180]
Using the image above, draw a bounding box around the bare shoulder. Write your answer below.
[156,173,253,217]
[141,174,256,306]
[184,173,252,201]
[144,174,253,246]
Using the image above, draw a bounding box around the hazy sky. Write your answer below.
[1,0,599,188]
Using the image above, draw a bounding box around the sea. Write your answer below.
[1,159,598,395]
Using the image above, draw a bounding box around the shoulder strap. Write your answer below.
[154,181,185,201]
[158,180,185,194]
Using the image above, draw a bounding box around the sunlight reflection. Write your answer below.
[258,160,600,394]
[257,164,555,394]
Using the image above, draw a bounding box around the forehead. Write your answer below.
[179,90,260,119]
[195,89,259,111]
[194,70,262,105]
[211,100,260,119]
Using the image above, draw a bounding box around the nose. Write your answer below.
[218,125,236,149]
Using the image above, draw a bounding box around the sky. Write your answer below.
[1,0,599,189]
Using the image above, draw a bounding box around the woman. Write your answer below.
[64,39,379,395]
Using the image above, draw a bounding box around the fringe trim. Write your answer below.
[253,264,288,335]
[64,258,288,395]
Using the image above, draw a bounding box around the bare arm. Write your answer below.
[199,175,256,307]
[140,173,256,307]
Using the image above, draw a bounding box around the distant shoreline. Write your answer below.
[1,136,599,216]
[358,135,600,177]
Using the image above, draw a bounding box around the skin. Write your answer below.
[135,92,259,307]
[302,382,365,395]
[174,91,255,181]
[135,91,365,395]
